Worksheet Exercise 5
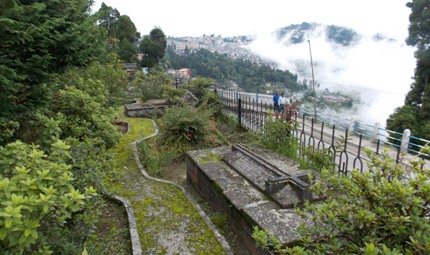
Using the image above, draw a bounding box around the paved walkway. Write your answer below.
[107,117,226,254]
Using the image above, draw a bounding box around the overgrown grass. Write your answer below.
[215,114,258,144]
[260,119,334,170]
[85,199,131,255]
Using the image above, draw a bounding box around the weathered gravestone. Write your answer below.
[187,144,320,255]
[182,90,199,107]
[124,99,174,117]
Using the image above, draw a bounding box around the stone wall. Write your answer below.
[186,155,269,255]
[124,106,166,118]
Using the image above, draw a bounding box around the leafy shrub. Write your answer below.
[300,147,334,170]
[134,70,172,101]
[254,149,430,254]
[137,140,177,177]
[183,77,216,101]
[200,91,223,117]
[0,118,19,145]
[161,84,186,105]
[51,86,119,149]
[159,106,212,147]
[53,61,128,108]
[0,140,96,254]
[260,119,298,159]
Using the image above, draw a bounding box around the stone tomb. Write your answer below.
[186,144,318,254]
[124,99,173,118]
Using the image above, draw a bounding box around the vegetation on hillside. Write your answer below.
[97,3,140,62]
[276,22,358,46]
[387,0,430,140]
[139,28,167,68]
[163,46,304,93]
[0,1,151,253]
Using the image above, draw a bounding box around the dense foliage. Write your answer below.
[255,150,430,254]
[387,0,430,140]
[133,69,173,101]
[0,0,107,143]
[0,140,96,254]
[0,1,131,254]
[159,106,212,146]
[97,3,140,62]
[183,77,217,101]
[164,46,303,93]
[139,27,167,68]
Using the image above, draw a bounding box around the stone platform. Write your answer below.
[186,144,317,254]
[124,99,173,118]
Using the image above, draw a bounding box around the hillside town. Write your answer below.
[167,35,275,66]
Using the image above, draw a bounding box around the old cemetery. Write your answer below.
[98,73,429,255]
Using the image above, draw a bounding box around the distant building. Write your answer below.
[179,68,192,79]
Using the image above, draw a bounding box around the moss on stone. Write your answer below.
[105,112,225,254]
[198,152,222,164]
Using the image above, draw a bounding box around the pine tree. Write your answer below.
[387,0,430,139]
[0,0,107,143]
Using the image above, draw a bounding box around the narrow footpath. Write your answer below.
[107,116,225,255]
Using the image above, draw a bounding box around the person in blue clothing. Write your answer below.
[273,92,279,112]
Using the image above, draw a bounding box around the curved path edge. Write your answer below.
[131,119,233,254]
[109,195,143,255]
[106,121,142,255]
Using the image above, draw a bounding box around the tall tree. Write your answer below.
[387,0,430,139]
[97,2,120,35]
[0,0,107,143]
[139,27,167,67]
[96,3,140,62]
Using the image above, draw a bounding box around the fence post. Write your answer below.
[238,98,242,126]
[256,93,259,103]
[400,129,411,153]
[371,122,380,143]
[348,116,355,135]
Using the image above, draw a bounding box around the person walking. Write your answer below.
[273,92,279,112]
[278,93,286,113]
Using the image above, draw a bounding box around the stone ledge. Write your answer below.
[187,146,305,254]
[108,195,142,255]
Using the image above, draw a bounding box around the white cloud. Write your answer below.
[93,0,411,38]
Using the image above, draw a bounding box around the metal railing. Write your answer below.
[217,89,429,172]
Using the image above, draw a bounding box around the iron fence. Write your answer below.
[217,90,428,173]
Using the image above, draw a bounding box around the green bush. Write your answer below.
[161,84,186,105]
[137,140,178,177]
[159,106,212,147]
[134,70,172,101]
[254,149,430,254]
[300,147,334,170]
[0,140,96,254]
[183,77,216,101]
[260,119,298,159]
[200,91,223,117]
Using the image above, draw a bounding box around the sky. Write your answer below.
[93,0,411,38]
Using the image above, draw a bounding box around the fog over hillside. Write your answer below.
[247,23,416,126]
